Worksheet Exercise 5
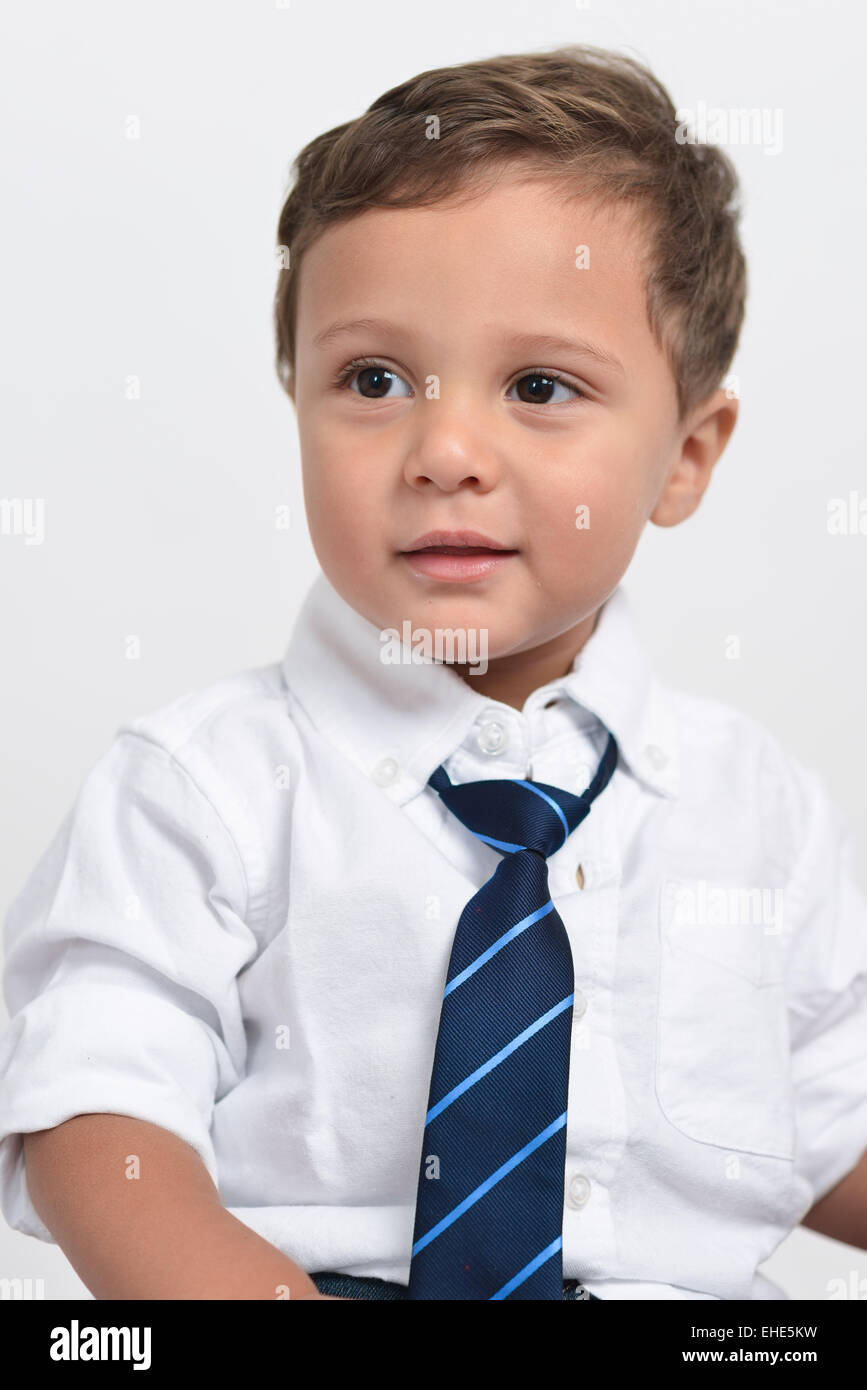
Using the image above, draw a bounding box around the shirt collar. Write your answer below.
[281,571,679,805]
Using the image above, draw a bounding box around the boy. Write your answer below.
[1,44,866,1301]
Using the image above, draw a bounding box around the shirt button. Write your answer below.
[643,743,668,770]
[566,1173,591,1210]
[572,989,587,1019]
[575,863,585,890]
[371,757,399,786]
[476,716,507,756]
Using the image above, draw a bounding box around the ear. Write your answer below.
[650,387,739,527]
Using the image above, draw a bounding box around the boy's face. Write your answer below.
[289,171,736,704]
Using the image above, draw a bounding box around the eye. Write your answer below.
[332,360,586,405]
[507,370,584,406]
[334,358,412,399]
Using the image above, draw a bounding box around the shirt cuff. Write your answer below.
[0,980,224,1241]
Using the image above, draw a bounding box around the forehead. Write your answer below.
[294,172,658,368]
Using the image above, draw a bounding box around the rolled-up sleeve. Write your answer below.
[784,761,867,1208]
[0,731,257,1241]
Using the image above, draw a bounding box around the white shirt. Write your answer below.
[1,572,866,1301]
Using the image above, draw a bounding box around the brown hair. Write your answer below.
[273,44,746,423]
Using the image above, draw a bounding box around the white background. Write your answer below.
[1,0,865,1298]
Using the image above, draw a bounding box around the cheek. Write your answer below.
[300,460,387,593]
[529,462,641,555]
[300,420,371,529]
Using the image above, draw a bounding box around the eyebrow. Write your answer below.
[504,331,625,376]
[312,317,625,375]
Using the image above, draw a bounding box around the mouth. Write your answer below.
[398,530,519,583]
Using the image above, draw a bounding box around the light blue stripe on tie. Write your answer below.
[490,1236,563,1300]
[443,900,554,997]
[513,779,570,848]
[426,994,574,1124]
[475,832,526,853]
[412,1111,567,1256]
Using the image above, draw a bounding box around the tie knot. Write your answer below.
[427,732,618,860]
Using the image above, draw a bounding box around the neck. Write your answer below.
[452,606,602,711]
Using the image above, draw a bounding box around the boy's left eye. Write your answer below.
[506,371,582,405]
[335,360,583,404]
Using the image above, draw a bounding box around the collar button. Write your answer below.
[475,716,507,756]
[643,743,668,770]
[371,757,399,786]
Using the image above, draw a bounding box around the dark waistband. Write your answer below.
[310,1270,599,1300]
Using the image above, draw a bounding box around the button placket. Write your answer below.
[566,1173,592,1210]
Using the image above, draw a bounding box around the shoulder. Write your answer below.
[664,682,846,876]
[119,659,290,757]
[74,657,306,895]
[112,657,303,794]
[25,659,305,944]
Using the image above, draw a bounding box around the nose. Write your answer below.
[402,399,502,493]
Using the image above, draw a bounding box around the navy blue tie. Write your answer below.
[407,731,618,1300]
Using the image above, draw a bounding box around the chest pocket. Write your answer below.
[655,877,795,1160]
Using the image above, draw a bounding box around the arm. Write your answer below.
[800,1148,867,1251]
[23,1113,334,1300]
[774,752,867,1244]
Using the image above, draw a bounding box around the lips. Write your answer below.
[401,529,516,554]
[399,529,518,583]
